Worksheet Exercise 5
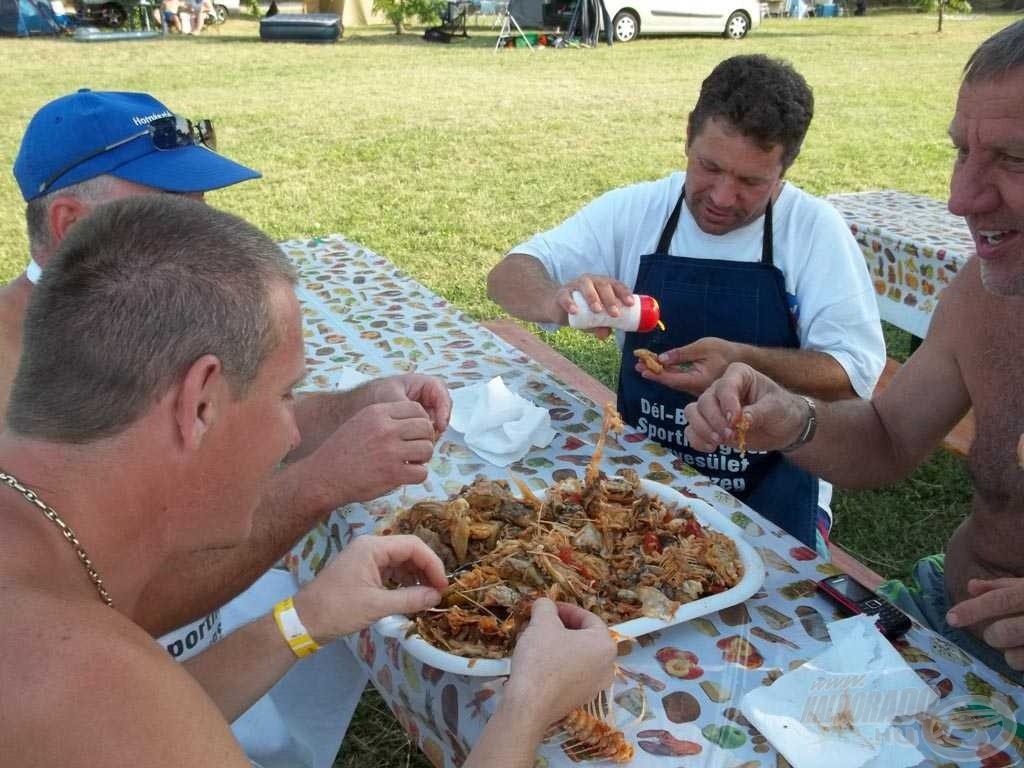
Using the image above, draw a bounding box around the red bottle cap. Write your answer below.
[636,295,661,332]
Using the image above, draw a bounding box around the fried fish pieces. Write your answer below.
[633,348,663,374]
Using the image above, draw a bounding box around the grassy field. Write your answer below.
[0,12,1008,766]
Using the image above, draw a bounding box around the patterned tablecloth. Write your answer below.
[281,235,1020,768]
[826,192,975,339]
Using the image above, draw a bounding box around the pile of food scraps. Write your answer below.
[389,405,744,661]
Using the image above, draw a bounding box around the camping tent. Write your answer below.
[0,0,64,35]
[306,0,387,26]
[339,0,385,25]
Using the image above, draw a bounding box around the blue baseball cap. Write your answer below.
[13,89,261,202]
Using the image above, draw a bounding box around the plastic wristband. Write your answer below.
[780,396,817,453]
[272,597,321,658]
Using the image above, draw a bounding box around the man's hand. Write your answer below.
[636,338,741,396]
[339,374,451,435]
[389,374,451,436]
[294,535,448,643]
[556,274,633,340]
[308,400,437,504]
[503,599,617,727]
[683,362,809,453]
[947,578,1024,671]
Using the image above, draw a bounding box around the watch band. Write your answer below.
[780,395,817,453]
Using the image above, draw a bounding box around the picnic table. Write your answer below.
[826,191,974,340]
[280,234,1020,768]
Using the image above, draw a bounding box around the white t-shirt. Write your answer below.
[158,569,368,768]
[512,171,887,512]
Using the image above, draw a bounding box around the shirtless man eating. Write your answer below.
[682,19,1024,683]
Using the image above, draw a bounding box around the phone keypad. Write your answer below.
[867,601,911,638]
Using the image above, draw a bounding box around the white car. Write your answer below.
[603,0,761,41]
[212,0,238,21]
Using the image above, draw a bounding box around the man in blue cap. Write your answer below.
[4,89,261,412]
[2,89,452,768]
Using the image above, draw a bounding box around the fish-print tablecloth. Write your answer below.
[282,235,1019,768]
[826,191,974,339]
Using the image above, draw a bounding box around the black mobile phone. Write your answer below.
[817,573,912,639]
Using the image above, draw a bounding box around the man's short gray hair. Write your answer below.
[24,175,119,261]
[8,195,298,443]
[963,18,1024,82]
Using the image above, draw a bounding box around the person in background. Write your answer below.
[157,0,182,31]
[682,19,1024,685]
[189,0,214,33]
[488,54,885,558]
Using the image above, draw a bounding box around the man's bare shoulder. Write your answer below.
[928,257,986,336]
[929,256,1021,362]
[0,589,249,768]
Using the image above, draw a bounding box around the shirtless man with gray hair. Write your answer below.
[683,19,1024,683]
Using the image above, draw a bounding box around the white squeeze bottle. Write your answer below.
[567,290,662,332]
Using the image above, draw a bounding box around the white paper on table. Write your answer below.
[449,376,555,466]
[741,614,937,768]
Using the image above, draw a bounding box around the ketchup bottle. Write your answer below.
[567,290,662,332]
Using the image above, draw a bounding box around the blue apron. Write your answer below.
[617,187,820,547]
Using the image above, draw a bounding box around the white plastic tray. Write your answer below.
[374,478,766,677]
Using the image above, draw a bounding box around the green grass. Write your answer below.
[0,13,999,766]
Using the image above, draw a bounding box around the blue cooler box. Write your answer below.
[259,13,342,42]
[814,3,839,15]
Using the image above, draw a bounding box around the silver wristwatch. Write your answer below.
[780,395,817,453]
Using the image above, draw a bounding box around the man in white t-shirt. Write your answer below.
[488,55,885,557]
[6,90,449,768]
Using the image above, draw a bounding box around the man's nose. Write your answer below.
[948,155,999,218]
[709,178,738,208]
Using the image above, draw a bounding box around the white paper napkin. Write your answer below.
[741,614,937,768]
[449,376,555,466]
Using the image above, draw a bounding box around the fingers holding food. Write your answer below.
[634,348,664,375]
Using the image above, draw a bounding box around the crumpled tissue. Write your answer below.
[741,614,937,768]
[449,376,555,466]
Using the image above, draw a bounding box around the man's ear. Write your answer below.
[685,111,693,151]
[47,195,92,254]
[175,354,225,451]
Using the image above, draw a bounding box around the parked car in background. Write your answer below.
[75,0,236,26]
[208,0,237,22]
[600,0,761,41]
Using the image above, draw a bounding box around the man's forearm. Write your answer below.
[464,697,549,768]
[286,388,383,463]
[740,346,857,401]
[182,613,298,722]
[784,396,923,488]
[487,254,565,324]
[134,461,334,636]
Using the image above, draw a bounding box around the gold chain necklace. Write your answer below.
[0,470,113,607]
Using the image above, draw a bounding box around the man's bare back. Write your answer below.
[943,258,1024,611]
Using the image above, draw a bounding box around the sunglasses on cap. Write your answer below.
[37,115,217,196]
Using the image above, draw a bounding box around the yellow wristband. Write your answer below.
[272,597,321,658]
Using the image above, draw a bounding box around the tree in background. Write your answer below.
[372,0,440,32]
[917,0,971,31]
